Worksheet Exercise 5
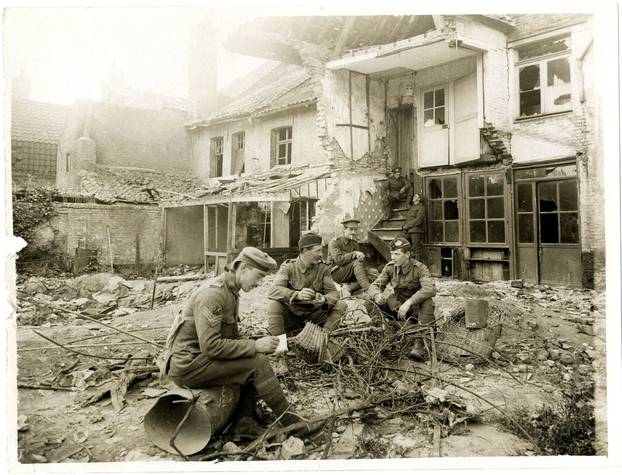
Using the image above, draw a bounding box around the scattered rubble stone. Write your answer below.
[280,436,305,459]
[222,441,241,454]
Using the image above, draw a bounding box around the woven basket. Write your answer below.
[289,322,345,364]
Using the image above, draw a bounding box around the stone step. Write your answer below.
[379,217,406,229]
[371,227,405,239]
[391,208,410,219]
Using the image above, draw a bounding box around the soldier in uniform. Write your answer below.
[327,218,379,298]
[162,247,318,436]
[388,167,413,209]
[267,232,347,336]
[402,193,426,261]
[367,237,437,359]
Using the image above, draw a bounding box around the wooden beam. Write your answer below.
[332,16,357,59]
[432,15,445,31]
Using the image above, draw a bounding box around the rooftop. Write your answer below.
[11,98,70,144]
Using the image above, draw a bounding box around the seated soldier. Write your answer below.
[388,167,412,209]
[267,232,347,336]
[367,237,437,359]
[162,247,319,436]
[327,218,379,298]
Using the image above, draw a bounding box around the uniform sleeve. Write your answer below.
[321,266,340,306]
[194,290,256,359]
[328,238,356,266]
[367,264,391,299]
[409,265,437,305]
[268,262,298,304]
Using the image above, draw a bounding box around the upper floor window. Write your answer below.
[517,36,572,118]
[210,136,223,177]
[423,88,446,127]
[271,126,292,167]
[11,141,57,178]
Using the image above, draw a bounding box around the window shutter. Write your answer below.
[209,138,215,177]
[270,129,277,168]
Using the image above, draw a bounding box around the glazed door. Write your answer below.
[419,86,449,167]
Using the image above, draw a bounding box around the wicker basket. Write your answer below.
[289,322,345,364]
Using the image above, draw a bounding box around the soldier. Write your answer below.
[161,247,319,436]
[402,193,426,261]
[327,218,378,298]
[267,232,347,336]
[388,167,413,209]
[367,237,437,359]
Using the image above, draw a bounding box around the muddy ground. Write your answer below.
[12,272,606,463]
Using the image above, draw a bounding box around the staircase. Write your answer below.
[370,199,411,247]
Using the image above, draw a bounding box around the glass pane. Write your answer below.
[445,221,459,242]
[559,180,577,211]
[520,90,541,117]
[435,107,445,125]
[541,165,576,178]
[424,91,434,109]
[444,200,459,220]
[519,65,540,91]
[517,183,533,212]
[488,221,505,243]
[278,128,287,141]
[444,178,457,198]
[435,89,445,107]
[429,221,443,242]
[469,176,485,197]
[429,179,442,199]
[540,213,559,243]
[487,197,505,218]
[429,201,443,220]
[486,174,504,195]
[518,214,534,243]
[514,169,535,179]
[424,109,434,127]
[470,221,486,242]
[287,143,292,160]
[560,213,579,243]
[518,37,569,60]
[469,198,485,219]
[278,144,287,158]
[547,58,570,86]
[539,182,558,212]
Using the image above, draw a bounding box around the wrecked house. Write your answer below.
[216,14,603,290]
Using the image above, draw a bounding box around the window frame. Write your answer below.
[515,35,573,119]
[210,136,224,177]
[11,140,57,178]
[421,86,447,129]
[425,174,461,245]
[272,126,293,167]
[465,171,507,246]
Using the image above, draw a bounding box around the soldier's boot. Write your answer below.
[353,261,371,291]
[323,300,347,332]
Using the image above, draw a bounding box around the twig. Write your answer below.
[19,339,165,352]
[430,327,439,384]
[65,326,170,345]
[321,416,337,459]
[247,404,292,456]
[17,383,77,391]
[32,330,152,361]
[433,423,441,457]
[106,226,114,273]
[32,300,164,348]
[169,391,199,461]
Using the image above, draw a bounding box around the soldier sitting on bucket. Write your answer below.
[367,236,437,360]
[327,217,379,298]
[267,232,347,336]
[160,247,321,437]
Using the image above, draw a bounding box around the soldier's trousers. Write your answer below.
[331,260,379,291]
[267,300,347,336]
[409,232,424,262]
[171,354,299,426]
[382,294,435,326]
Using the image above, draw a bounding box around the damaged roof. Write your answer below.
[11,98,70,144]
[187,64,316,128]
[58,166,203,204]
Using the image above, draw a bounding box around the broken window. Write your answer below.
[426,176,460,244]
[231,131,245,175]
[516,183,535,243]
[423,88,446,128]
[210,137,224,177]
[467,172,506,244]
[11,140,57,178]
[517,36,572,117]
[289,199,317,247]
[538,179,579,244]
[271,126,293,167]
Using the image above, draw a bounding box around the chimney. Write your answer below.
[188,19,218,119]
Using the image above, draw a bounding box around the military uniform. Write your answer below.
[267,256,346,335]
[161,249,301,427]
[327,235,378,292]
[388,170,413,207]
[402,201,426,261]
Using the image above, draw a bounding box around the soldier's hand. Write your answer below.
[398,301,412,319]
[298,288,316,301]
[255,336,279,354]
[374,293,385,305]
[354,251,365,261]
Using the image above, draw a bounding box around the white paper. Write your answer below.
[274,333,288,354]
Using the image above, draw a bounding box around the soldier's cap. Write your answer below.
[390,236,412,251]
[299,232,323,250]
[391,167,401,174]
[232,247,277,273]
[341,218,361,227]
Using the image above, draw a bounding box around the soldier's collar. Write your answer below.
[396,258,413,273]
[224,271,240,296]
[296,254,316,272]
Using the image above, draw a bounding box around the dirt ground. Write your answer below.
[12,273,606,463]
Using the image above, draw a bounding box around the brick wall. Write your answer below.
[50,202,161,267]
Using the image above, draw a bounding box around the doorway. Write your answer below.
[515,165,581,286]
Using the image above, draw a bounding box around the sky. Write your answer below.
[2,6,267,105]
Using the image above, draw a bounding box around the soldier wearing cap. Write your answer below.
[161,247,317,436]
[367,237,437,359]
[267,232,347,335]
[327,217,379,298]
[388,167,413,208]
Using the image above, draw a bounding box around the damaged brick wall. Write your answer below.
[49,202,162,267]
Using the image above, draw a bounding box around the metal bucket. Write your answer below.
[144,385,240,456]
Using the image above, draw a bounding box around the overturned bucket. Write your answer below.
[144,385,240,456]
